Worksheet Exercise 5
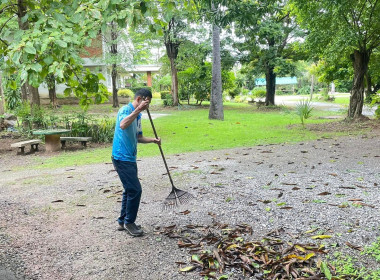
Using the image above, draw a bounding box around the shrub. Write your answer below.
[297,85,311,95]
[117,89,133,97]
[152,92,161,99]
[3,75,21,110]
[228,88,240,99]
[160,91,171,100]
[163,94,174,106]
[241,88,250,95]
[62,113,115,143]
[370,94,380,119]
[234,95,250,103]
[295,99,313,126]
[251,87,266,99]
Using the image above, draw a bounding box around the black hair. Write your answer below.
[134,88,152,99]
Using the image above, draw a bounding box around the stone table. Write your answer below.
[33,129,71,152]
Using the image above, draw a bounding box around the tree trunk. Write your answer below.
[310,75,314,100]
[47,74,58,108]
[29,85,40,107]
[111,22,119,108]
[17,0,39,106]
[265,66,276,106]
[164,18,180,107]
[209,23,224,120]
[169,58,179,106]
[348,50,370,119]
[111,64,118,107]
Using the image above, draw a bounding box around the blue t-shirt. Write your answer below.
[112,103,142,162]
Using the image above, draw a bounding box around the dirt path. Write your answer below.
[1,127,380,279]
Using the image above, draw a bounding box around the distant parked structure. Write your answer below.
[255,77,298,94]
[255,77,297,86]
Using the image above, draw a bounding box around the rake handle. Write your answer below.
[146,108,176,190]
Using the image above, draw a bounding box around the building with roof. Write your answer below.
[38,35,161,97]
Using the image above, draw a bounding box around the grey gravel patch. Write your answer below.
[0,131,379,279]
[0,268,20,280]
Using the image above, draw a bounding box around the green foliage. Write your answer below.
[251,87,266,99]
[227,88,240,99]
[363,237,380,262]
[221,71,236,92]
[36,103,347,169]
[153,75,172,93]
[370,94,380,119]
[60,113,115,143]
[330,252,380,280]
[178,63,211,104]
[163,94,174,106]
[118,89,133,97]
[13,102,47,135]
[0,0,154,110]
[234,95,250,103]
[230,1,305,89]
[318,90,335,102]
[3,75,21,110]
[295,99,313,126]
[335,80,352,93]
[160,91,171,100]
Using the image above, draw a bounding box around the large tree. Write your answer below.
[0,0,110,110]
[193,0,226,119]
[230,0,304,106]
[0,0,155,111]
[292,0,380,119]
[163,17,185,106]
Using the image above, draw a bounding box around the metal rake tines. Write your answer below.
[163,188,194,209]
[176,191,194,204]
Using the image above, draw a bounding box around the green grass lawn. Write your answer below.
[33,102,349,169]
[333,97,350,105]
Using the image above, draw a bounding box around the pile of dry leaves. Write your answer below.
[155,218,338,279]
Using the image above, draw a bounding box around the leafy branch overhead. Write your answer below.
[0,0,155,109]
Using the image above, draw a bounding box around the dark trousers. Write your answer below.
[112,157,142,224]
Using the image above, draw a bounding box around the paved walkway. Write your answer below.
[275,94,376,116]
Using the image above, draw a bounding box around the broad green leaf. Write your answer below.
[64,88,72,96]
[9,80,17,90]
[44,56,54,65]
[97,73,106,81]
[31,63,42,73]
[24,43,36,54]
[20,70,28,82]
[320,262,332,280]
[56,40,67,48]
[191,255,200,262]
[12,52,22,64]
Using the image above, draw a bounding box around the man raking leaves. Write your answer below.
[111,89,160,237]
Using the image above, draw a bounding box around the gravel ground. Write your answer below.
[0,126,380,280]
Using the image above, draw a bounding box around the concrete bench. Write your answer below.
[60,137,92,148]
[11,139,42,154]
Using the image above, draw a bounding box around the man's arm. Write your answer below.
[138,135,161,145]
[119,99,150,130]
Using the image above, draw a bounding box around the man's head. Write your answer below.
[134,88,152,101]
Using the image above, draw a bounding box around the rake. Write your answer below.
[146,108,194,209]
